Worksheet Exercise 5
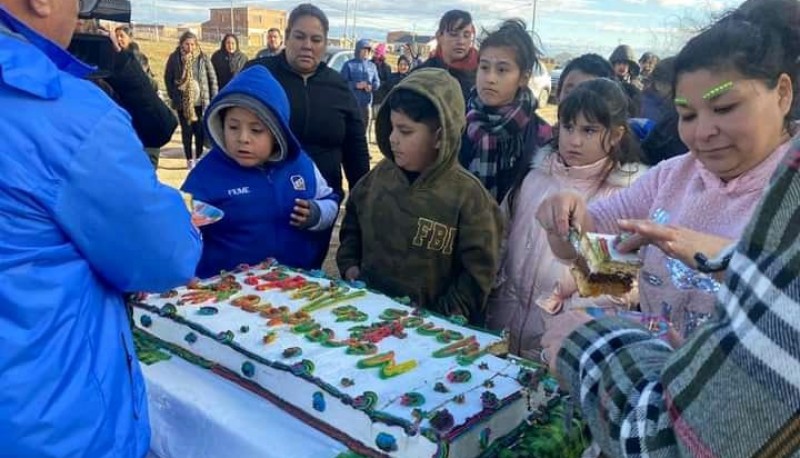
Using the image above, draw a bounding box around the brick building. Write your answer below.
[201,7,286,47]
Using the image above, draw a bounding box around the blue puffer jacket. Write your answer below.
[183,66,340,277]
[0,8,202,458]
[340,38,381,108]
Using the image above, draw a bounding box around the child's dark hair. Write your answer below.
[387,89,440,131]
[507,78,641,214]
[437,10,473,34]
[558,78,642,166]
[478,19,541,78]
[397,55,411,68]
[178,31,198,46]
[557,54,614,99]
[287,3,330,37]
[674,0,800,121]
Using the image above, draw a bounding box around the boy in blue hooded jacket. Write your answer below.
[341,38,381,132]
[183,66,339,278]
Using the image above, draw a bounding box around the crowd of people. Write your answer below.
[2,0,800,457]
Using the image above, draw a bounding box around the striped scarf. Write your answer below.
[465,87,533,199]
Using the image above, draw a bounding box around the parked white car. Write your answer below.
[529,61,552,108]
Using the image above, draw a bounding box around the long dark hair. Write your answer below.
[507,78,642,213]
[557,54,613,99]
[478,19,541,81]
[674,0,800,123]
[219,33,239,52]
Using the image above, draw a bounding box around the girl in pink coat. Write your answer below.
[487,78,648,359]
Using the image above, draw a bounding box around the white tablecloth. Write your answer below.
[142,357,348,458]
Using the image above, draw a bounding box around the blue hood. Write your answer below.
[355,38,371,57]
[204,65,302,160]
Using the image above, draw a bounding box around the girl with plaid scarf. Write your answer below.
[459,19,552,202]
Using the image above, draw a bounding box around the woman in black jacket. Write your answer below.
[244,3,370,266]
[211,34,248,89]
[244,4,370,199]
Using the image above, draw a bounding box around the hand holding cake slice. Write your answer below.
[569,229,641,297]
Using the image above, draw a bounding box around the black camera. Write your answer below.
[79,0,131,22]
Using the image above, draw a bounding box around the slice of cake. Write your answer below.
[569,230,641,297]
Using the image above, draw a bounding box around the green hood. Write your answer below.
[375,68,465,184]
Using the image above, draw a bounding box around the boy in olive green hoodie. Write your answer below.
[337,68,503,325]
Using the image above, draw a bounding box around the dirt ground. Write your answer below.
[152,60,558,277]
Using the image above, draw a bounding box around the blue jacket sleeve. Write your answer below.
[54,107,202,293]
[370,63,380,91]
[340,61,356,89]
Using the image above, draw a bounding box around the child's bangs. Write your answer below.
[558,89,608,127]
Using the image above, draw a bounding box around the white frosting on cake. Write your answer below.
[133,264,555,457]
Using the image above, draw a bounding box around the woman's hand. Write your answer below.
[535,191,590,238]
[616,219,732,269]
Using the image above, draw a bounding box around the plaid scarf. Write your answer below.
[465,87,533,199]
[557,139,800,457]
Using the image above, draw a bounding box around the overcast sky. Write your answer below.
[130,0,742,55]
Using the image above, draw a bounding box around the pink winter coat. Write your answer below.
[589,142,790,337]
[486,148,648,359]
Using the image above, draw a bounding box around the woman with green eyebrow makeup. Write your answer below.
[537,0,798,342]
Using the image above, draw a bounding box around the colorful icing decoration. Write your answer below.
[241,361,256,378]
[401,316,424,328]
[291,321,321,334]
[433,382,449,393]
[305,327,335,343]
[483,379,495,389]
[159,290,178,298]
[197,306,218,316]
[340,377,354,387]
[139,314,152,328]
[307,269,327,278]
[332,305,368,323]
[262,331,278,344]
[159,303,177,316]
[356,351,418,379]
[436,330,464,344]
[453,394,465,404]
[375,432,398,452]
[312,391,326,412]
[184,332,197,344]
[301,290,368,313]
[447,315,468,326]
[217,330,235,343]
[446,370,472,383]
[400,392,426,407]
[417,322,445,336]
[702,80,734,100]
[282,347,302,358]
[479,427,491,450]
[429,409,455,432]
[481,391,499,410]
[178,290,216,305]
[345,342,378,356]
[239,325,250,333]
[230,294,261,309]
[379,308,409,321]
[411,408,427,421]
[350,321,406,343]
[352,391,378,411]
[478,362,490,370]
[432,336,485,365]
[264,308,311,327]
[290,359,315,376]
[256,274,307,291]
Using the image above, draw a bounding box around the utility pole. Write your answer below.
[531,0,538,37]
[230,0,235,35]
[343,0,350,46]
[153,0,159,42]
[352,0,358,41]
